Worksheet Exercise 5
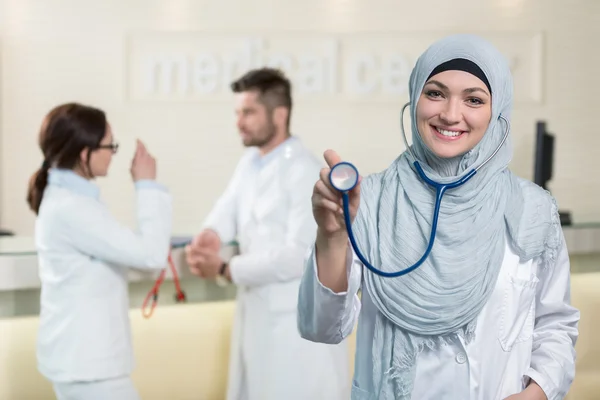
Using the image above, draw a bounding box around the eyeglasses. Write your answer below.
[97,142,119,154]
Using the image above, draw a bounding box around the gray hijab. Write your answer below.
[353,34,561,398]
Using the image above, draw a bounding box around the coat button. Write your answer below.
[456,352,467,364]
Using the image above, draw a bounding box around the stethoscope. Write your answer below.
[329,102,510,278]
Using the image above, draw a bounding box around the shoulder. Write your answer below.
[290,138,322,163]
[38,187,108,232]
[41,185,102,211]
[514,175,558,222]
[508,174,562,265]
[283,140,323,177]
[516,175,552,199]
[361,170,387,191]
[359,162,399,200]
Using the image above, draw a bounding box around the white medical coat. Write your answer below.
[202,137,351,400]
[298,232,580,400]
[35,169,172,383]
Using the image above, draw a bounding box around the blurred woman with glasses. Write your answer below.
[26,102,172,400]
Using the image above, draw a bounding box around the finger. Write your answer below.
[142,145,153,160]
[319,167,338,194]
[134,139,143,158]
[350,175,362,196]
[141,147,151,161]
[185,244,197,258]
[136,141,149,161]
[206,230,222,247]
[323,149,342,169]
[137,139,147,152]
[188,246,211,257]
[314,180,341,204]
[349,176,362,209]
[314,196,343,214]
[195,249,215,259]
[186,247,208,263]
[138,147,149,162]
[190,235,203,248]
[192,244,215,255]
[186,253,200,265]
[189,265,203,277]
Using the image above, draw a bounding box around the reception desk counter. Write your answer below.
[0,223,598,297]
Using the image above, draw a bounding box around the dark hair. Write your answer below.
[27,103,107,214]
[230,67,293,129]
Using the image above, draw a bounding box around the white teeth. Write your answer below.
[436,128,463,137]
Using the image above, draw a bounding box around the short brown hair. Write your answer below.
[230,67,292,129]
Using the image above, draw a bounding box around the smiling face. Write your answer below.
[415,69,492,159]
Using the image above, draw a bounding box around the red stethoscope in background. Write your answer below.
[141,250,186,319]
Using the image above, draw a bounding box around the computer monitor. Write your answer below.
[533,121,572,225]
[533,121,554,190]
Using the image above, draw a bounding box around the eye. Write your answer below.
[466,97,485,106]
[425,90,443,99]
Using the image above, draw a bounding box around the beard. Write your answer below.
[241,119,277,148]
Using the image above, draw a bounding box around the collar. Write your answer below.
[48,168,100,200]
[255,136,297,168]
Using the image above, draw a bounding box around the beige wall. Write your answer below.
[0,0,598,235]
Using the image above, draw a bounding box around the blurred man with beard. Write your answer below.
[185,68,350,400]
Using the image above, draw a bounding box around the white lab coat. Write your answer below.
[298,231,580,400]
[35,169,172,397]
[202,137,351,400]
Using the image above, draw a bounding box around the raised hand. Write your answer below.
[311,149,361,239]
[130,139,157,181]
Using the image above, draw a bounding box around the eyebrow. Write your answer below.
[425,80,490,96]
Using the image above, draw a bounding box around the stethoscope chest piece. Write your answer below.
[329,162,359,192]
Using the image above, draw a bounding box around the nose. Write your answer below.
[236,116,244,131]
[439,100,461,124]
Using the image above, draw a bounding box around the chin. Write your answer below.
[429,146,466,159]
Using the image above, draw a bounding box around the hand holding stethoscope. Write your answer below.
[312,149,362,241]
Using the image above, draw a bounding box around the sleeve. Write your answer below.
[524,230,580,400]
[61,181,173,270]
[297,242,362,344]
[227,159,319,286]
[200,157,246,244]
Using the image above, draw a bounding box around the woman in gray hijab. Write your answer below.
[297,34,579,400]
